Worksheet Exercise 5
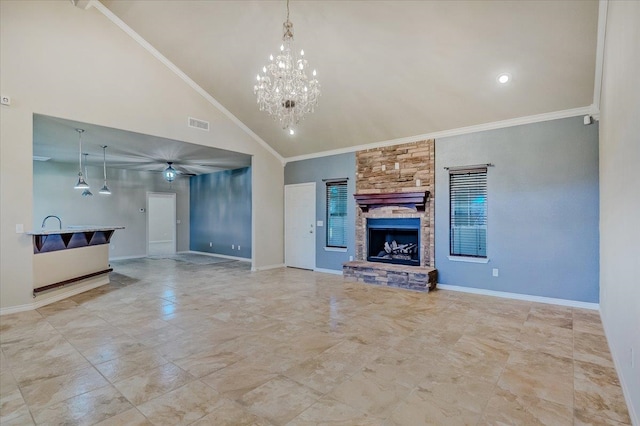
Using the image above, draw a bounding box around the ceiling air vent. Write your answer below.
[188,117,210,131]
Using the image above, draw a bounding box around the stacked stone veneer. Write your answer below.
[345,139,436,292]
[354,139,435,267]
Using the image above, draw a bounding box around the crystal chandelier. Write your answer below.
[254,0,320,135]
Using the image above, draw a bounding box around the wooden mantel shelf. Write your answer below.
[354,191,430,212]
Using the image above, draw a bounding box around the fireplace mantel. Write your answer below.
[354,191,430,212]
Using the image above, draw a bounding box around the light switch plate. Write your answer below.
[15,224,24,233]
[317,220,324,227]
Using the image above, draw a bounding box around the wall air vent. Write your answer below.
[188,117,210,131]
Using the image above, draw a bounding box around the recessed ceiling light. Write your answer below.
[497,73,511,84]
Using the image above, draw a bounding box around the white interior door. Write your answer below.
[285,183,316,270]
[147,192,176,256]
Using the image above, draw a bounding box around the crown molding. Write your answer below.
[86,1,286,165]
[592,0,609,113]
[284,105,597,164]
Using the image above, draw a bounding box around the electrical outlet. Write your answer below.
[395,162,400,170]
[492,268,499,277]
[416,179,421,187]
[381,164,386,171]
[238,245,241,250]
[209,242,212,247]
[15,224,23,233]
[349,255,353,261]
[232,244,235,249]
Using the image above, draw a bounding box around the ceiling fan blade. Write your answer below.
[172,164,197,176]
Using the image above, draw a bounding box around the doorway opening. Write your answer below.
[147,192,176,256]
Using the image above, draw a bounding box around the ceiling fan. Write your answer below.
[162,162,189,182]
[105,157,246,178]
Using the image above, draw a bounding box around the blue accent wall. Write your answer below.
[190,167,251,258]
[435,117,599,302]
[285,153,356,271]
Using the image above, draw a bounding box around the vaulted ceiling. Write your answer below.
[101,0,599,159]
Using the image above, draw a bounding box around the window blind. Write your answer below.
[449,168,487,257]
[326,181,348,248]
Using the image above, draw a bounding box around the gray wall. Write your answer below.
[285,153,356,271]
[189,167,251,258]
[33,161,190,258]
[435,116,599,303]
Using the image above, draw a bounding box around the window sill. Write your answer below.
[448,256,489,264]
[324,247,347,252]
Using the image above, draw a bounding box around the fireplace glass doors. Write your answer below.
[367,218,420,266]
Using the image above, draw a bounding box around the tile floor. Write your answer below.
[0,257,631,425]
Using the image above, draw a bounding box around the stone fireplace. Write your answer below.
[343,139,437,291]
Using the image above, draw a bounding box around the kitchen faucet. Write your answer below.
[41,215,62,230]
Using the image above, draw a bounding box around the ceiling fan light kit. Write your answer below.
[163,162,177,183]
[254,0,320,135]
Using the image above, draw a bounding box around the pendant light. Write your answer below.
[99,145,111,195]
[81,153,93,197]
[74,129,89,189]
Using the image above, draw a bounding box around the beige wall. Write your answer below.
[599,0,640,422]
[0,1,284,310]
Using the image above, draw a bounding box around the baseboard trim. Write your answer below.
[109,255,147,261]
[0,302,36,316]
[436,284,600,310]
[251,263,285,272]
[0,276,109,316]
[601,311,639,426]
[184,251,251,262]
[314,267,343,275]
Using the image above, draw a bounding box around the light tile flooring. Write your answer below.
[0,257,631,425]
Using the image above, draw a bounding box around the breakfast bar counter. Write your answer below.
[27,226,124,296]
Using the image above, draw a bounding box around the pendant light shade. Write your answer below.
[74,129,89,189]
[99,145,111,195]
[81,153,93,197]
[163,162,177,183]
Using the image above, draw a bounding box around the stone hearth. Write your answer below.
[343,261,437,291]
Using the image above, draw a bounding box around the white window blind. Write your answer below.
[449,168,487,257]
[326,181,348,248]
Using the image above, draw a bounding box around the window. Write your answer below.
[449,168,487,257]
[326,181,348,248]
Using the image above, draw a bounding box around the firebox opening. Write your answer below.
[367,218,420,266]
